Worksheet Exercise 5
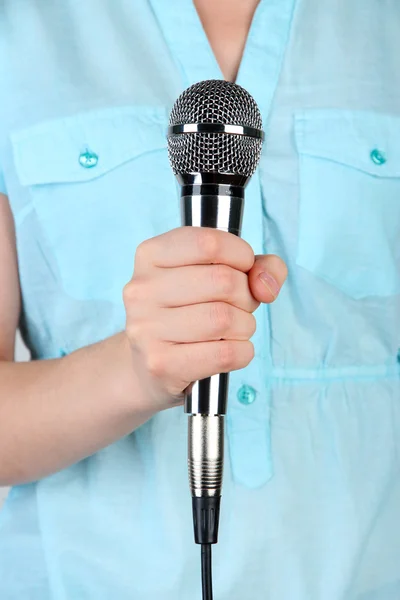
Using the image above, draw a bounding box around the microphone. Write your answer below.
[167,79,264,554]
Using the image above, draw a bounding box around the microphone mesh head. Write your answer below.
[168,80,263,177]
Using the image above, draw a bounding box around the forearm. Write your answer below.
[0,333,160,486]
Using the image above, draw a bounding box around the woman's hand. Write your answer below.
[124,226,287,408]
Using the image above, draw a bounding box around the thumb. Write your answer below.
[248,254,288,304]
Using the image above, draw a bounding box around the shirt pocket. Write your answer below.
[11,106,179,302]
[294,109,400,299]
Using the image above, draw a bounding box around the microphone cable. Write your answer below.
[201,543,213,600]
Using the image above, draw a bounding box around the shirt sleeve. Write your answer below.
[0,167,6,195]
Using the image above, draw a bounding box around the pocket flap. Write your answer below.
[294,109,400,177]
[11,106,168,186]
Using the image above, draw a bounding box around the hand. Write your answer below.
[123,227,287,409]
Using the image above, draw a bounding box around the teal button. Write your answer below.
[237,384,257,405]
[370,148,386,165]
[79,149,99,168]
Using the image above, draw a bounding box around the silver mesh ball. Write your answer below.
[168,80,263,177]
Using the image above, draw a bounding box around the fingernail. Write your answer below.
[258,272,280,298]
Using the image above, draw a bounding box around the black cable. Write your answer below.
[201,543,213,600]
[192,497,219,599]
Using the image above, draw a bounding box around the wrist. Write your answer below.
[110,332,155,418]
[114,331,178,419]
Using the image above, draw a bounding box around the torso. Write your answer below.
[1,2,400,599]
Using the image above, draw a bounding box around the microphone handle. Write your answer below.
[180,180,244,544]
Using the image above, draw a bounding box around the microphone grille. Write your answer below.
[168,80,263,177]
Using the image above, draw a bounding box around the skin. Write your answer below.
[194,0,261,82]
[0,0,287,486]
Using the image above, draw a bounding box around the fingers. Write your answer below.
[141,263,259,312]
[146,340,255,391]
[248,254,288,304]
[126,224,288,403]
[134,226,255,275]
[145,303,257,343]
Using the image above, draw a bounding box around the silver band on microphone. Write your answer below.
[168,122,264,140]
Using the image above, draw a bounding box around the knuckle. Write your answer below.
[123,277,146,307]
[247,314,257,338]
[210,302,233,335]
[243,341,255,367]
[122,282,134,306]
[135,239,151,265]
[242,242,255,270]
[212,264,235,297]
[146,349,167,379]
[126,320,143,343]
[217,341,236,371]
[197,228,220,261]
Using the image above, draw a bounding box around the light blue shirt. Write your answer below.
[0,171,5,195]
[1,1,400,598]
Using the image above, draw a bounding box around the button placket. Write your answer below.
[225,177,274,488]
[227,344,273,488]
